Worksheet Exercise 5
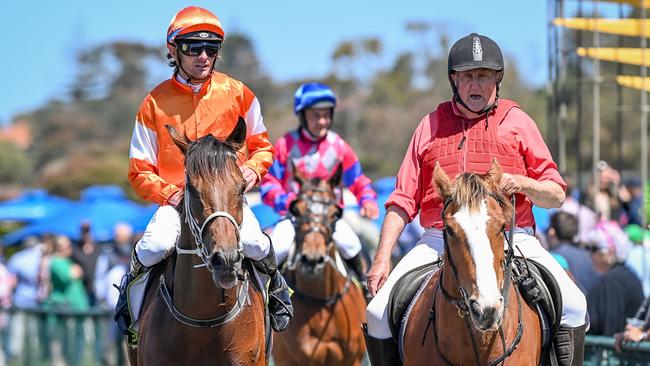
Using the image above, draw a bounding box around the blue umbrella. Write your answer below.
[0,189,73,222]
[3,185,150,244]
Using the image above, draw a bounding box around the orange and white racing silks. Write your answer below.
[128,71,274,205]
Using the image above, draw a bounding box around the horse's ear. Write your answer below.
[165,125,189,154]
[433,161,451,198]
[292,160,305,187]
[329,164,343,188]
[226,117,247,150]
[486,158,502,189]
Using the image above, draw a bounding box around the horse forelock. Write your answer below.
[450,173,490,212]
[185,134,238,184]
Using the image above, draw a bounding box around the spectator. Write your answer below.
[71,223,102,306]
[586,222,642,336]
[6,235,45,360]
[614,296,650,351]
[43,236,88,366]
[548,211,600,293]
[622,177,644,226]
[559,184,597,244]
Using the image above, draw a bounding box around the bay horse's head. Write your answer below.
[165,118,247,289]
[433,159,513,332]
[288,165,343,278]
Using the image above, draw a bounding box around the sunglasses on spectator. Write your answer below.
[178,41,221,57]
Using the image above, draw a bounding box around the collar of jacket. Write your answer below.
[171,71,212,95]
[450,99,498,121]
[298,127,328,143]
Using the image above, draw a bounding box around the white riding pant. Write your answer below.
[135,204,270,267]
[271,218,362,264]
[366,227,588,339]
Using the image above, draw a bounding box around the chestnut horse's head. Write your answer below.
[166,118,247,289]
[433,159,513,332]
[288,165,343,278]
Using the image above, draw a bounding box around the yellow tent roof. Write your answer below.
[617,75,650,91]
[601,0,650,8]
[554,18,650,37]
[577,47,650,66]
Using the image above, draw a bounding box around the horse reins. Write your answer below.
[430,194,523,366]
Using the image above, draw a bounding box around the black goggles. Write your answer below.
[177,41,221,57]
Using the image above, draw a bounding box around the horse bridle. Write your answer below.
[286,187,351,306]
[287,187,341,270]
[158,179,250,328]
[176,181,243,271]
[429,194,523,366]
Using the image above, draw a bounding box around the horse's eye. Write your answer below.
[445,226,455,237]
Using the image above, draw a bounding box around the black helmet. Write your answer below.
[448,33,504,74]
[447,33,504,115]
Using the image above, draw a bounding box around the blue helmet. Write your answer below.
[293,82,337,114]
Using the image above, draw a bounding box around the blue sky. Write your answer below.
[0,0,619,123]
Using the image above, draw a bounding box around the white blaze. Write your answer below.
[452,199,501,307]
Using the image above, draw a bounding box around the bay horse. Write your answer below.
[401,161,541,365]
[129,119,267,365]
[272,167,366,366]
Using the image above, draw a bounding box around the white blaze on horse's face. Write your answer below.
[452,199,502,309]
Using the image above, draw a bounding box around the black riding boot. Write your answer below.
[254,245,293,332]
[114,250,147,336]
[554,323,588,366]
[363,324,402,366]
[345,254,371,301]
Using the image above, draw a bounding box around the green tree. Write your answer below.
[0,141,33,184]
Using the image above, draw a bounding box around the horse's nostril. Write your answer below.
[469,299,482,317]
[317,256,325,264]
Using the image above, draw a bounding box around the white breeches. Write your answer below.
[365,227,588,339]
[271,218,362,264]
[135,204,270,267]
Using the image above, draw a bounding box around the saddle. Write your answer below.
[387,261,442,342]
[130,256,273,359]
[512,258,563,350]
[386,257,563,350]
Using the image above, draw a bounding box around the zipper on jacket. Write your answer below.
[460,119,468,172]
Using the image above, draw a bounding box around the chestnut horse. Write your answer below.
[272,168,366,366]
[402,161,541,365]
[129,119,267,365]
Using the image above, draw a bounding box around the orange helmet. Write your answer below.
[166,6,224,45]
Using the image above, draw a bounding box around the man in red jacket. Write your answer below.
[364,33,587,366]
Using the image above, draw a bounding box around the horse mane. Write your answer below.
[184,134,237,183]
[449,172,511,215]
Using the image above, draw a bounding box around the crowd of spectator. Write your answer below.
[533,162,650,352]
[0,222,135,365]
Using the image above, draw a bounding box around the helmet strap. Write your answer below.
[298,109,335,140]
[448,73,501,116]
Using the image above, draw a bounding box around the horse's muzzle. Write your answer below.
[469,298,503,332]
[298,254,326,278]
[210,250,242,289]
